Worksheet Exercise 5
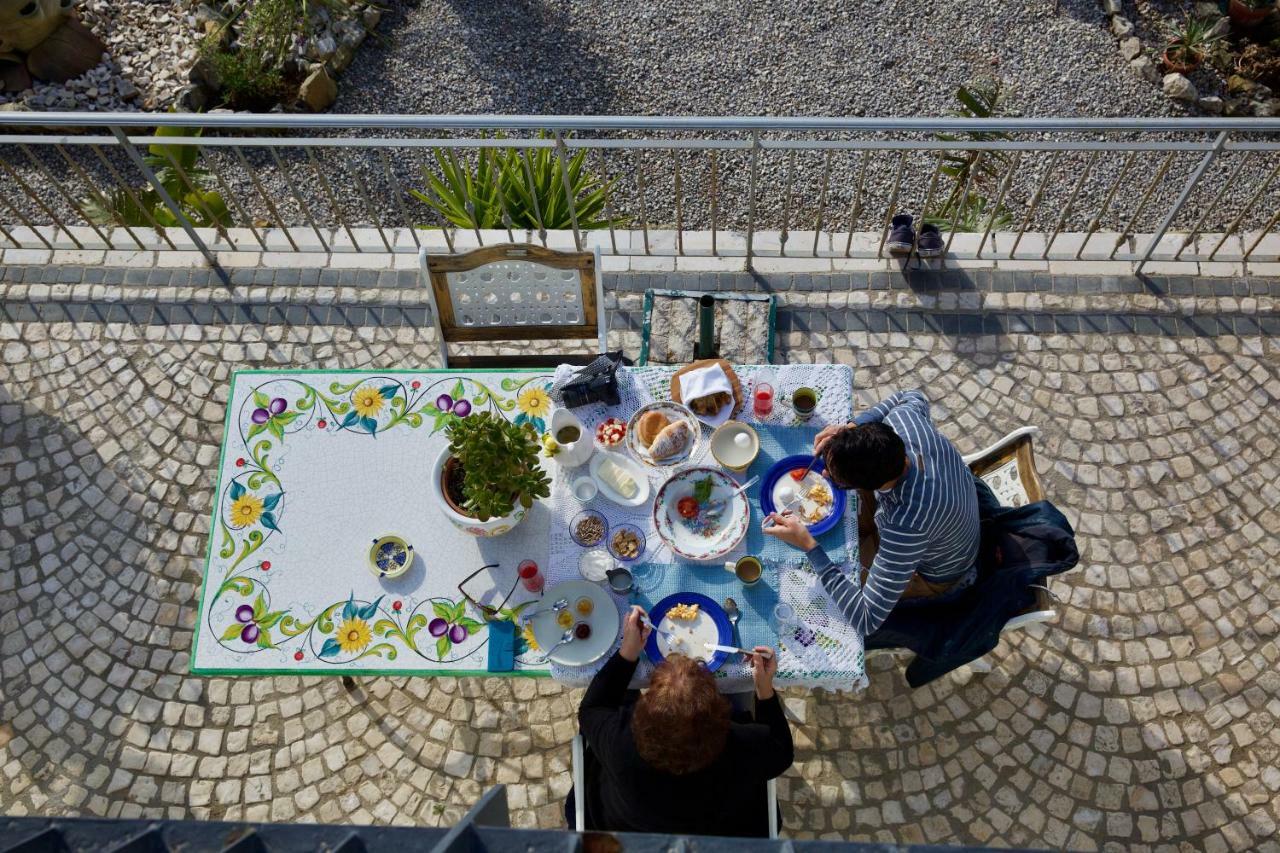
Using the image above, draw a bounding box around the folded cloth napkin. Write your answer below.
[487,620,515,672]
[679,364,735,427]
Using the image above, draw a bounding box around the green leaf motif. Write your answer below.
[253,389,271,410]
[246,422,267,441]
[221,624,245,642]
[436,636,452,659]
[256,628,274,649]
[252,594,266,619]
[431,601,453,621]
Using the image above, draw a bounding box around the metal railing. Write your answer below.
[1,112,1278,275]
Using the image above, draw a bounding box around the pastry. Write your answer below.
[637,411,671,447]
[649,420,691,461]
[689,391,732,417]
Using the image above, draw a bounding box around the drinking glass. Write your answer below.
[752,369,776,418]
[770,602,800,637]
[518,559,545,593]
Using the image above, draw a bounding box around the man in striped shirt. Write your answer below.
[764,389,979,636]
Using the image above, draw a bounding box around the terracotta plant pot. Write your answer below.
[431,447,527,537]
[1163,42,1203,74]
[1229,0,1274,26]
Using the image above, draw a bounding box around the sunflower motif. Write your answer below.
[521,622,540,652]
[517,386,551,418]
[352,387,385,418]
[229,493,264,528]
[335,618,371,654]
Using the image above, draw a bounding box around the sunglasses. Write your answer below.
[456,563,519,621]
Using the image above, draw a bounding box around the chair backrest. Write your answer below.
[423,244,605,357]
[963,427,1045,508]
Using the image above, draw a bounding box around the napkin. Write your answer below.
[487,620,515,672]
[678,364,735,427]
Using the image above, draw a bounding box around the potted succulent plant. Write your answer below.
[1229,0,1275,27]
[430,412,551,537]
[1163,15,1224,73]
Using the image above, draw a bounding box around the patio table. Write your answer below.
[192,365,867,693]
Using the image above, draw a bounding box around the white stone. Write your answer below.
[1162,73,1198,102]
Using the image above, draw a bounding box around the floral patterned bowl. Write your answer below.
[652,467,751,562]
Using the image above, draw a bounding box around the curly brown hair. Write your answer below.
[631,655,731,775]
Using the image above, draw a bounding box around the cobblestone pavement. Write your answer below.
[1,271,1278,851]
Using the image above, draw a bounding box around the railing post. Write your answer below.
[745,131,761,270]
[1135,131,1227,273]
[109,125,224,279]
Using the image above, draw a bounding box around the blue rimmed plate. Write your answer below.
[759,454,846,537]
[644,592,733,672]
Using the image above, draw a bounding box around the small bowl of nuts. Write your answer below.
[571,509,609,548]
[608,523,646,562]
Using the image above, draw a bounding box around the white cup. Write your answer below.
[571,476,599,502]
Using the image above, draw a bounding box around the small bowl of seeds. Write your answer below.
[608,523,646,562]
[571,509,609,548]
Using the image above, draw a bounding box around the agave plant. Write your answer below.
[411,133,625,231]
[85,125,230,229]
[927,80,1016,233]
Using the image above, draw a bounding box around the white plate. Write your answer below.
[652,467,751,562]
[625,401,702,468]
[528,580,620,667]
[770,468,836,526]
[589,451,650,507]
[656,609,720,664]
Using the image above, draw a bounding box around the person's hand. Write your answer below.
[619,605,651,662]
[763,511,817,551]
[744,645,778,699]
[813,422,851,455]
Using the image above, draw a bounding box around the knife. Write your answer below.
[705,643,773,659]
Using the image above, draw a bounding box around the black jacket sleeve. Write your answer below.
[578,651,639,763]
[738,693,795,779]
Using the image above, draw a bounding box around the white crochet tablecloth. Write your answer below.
[545,365,868,693]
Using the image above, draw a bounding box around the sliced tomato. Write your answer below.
[676,497,699,519]
[789,468,806,481]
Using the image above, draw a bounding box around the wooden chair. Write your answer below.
[570,735,779,837]
[419,243,606,368]
[865,426,1059,673]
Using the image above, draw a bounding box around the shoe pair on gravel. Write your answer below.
[887,214,943,258]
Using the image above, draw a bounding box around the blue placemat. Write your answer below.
[740,423,853,564]
[629,423,856,654]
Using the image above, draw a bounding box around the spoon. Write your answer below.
[521,598,569,622]
[537,628,577,662]
[724,597,741,646]
[729,475,760,498]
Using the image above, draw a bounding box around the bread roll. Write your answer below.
[637,411,670,447]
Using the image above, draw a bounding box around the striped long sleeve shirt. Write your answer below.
[806,389,979,636]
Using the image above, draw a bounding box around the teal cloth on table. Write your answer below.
[633,424,856,653]
[487,620,515,672]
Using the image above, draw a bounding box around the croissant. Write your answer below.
[649,420,692,461]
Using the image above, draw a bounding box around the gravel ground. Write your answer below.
[0,0,198,111]
[3,0,1279,244]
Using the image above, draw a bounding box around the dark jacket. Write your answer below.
[865,478,1080,686]
[576,652,794,837]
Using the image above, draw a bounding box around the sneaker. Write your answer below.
[886,214,915,255]
[917,223,944,258]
